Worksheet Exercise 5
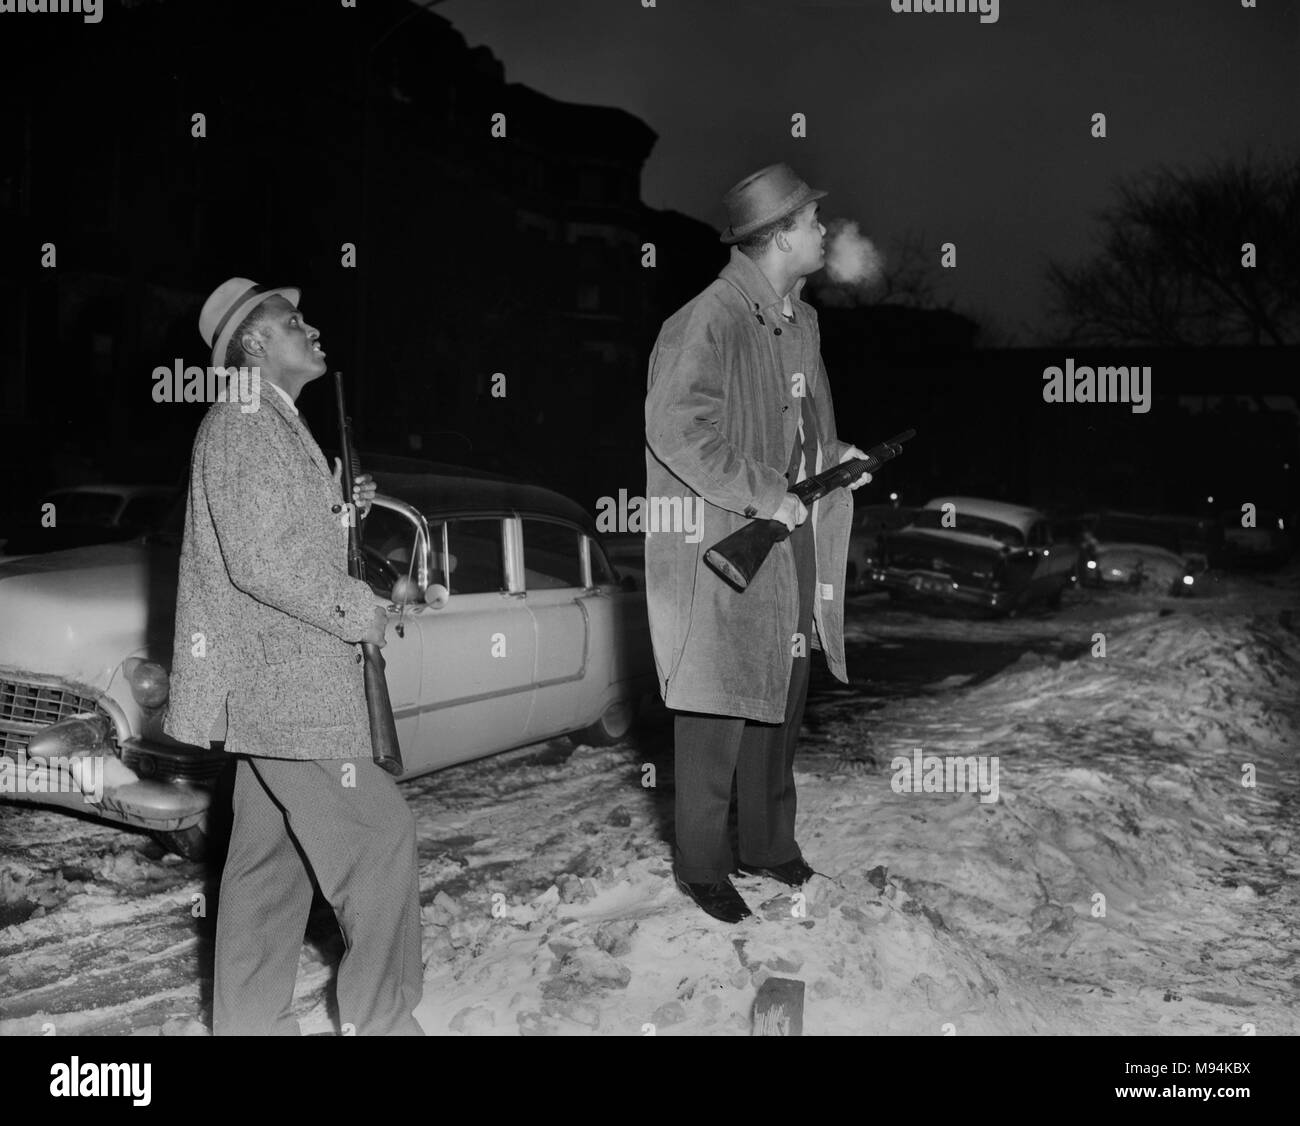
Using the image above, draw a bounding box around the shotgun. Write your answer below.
[704,428,916,592]
[332,370,404,776]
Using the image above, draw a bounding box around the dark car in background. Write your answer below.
[1065,511,1214,595]
[871,496,1078,616]
[1218,507,1293,569]
[846,502,920,593]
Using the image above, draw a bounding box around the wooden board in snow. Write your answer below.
[752,977,805,1036]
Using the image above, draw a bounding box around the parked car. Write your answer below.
[871,496,1079,615]
[0,471,654,858]
[1069,511,1205,595]
[0,484,177,562]
[1218,507,1293,569]
[846,503,920,592]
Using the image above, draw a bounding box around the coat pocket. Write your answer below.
[260,631,304,666]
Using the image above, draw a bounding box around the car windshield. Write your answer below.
[910,508,1024,547]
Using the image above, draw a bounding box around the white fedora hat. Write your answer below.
[199,278,301,368]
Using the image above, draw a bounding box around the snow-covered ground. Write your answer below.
[2,567,1297,1036]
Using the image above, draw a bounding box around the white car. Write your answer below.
[0,472,654,857]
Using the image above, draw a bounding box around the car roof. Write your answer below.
[374,471,596,536]
[923,496,1042,532]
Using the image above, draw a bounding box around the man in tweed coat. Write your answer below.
[165,278,423,1035]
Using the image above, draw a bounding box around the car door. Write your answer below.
[518,517,589,739]
[358,500,425,759]
[584,532,654,694]
[411,515,536,772]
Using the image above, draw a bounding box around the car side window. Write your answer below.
[361,505,420,596]
[588,537,618,587]
[523,519,582,590]
[430,518,506,595]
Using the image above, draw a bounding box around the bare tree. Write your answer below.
[1047,152,1300,347]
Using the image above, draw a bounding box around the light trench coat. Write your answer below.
[645,247,857,723]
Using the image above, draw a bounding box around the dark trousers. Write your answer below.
[213,755,424,1036]
[673,519,816,883]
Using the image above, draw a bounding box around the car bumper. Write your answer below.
[1,703,222,830]
[870,568,1015,611]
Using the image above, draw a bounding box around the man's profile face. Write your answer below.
[243,295,327,382]
[784,202,827,277]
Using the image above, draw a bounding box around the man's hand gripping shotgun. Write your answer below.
[704,428,916,592]
[333,370,405,776]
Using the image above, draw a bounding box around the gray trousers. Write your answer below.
[673,519,817,883]
[213,755,424,1036]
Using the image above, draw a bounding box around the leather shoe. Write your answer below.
[736,855,816,886]
[674,874,754,923]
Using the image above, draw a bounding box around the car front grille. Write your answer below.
[0,677,112,761]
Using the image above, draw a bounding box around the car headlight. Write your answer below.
[123,657,170,708]
[1182,574,1194,586]
[1086,560,1097,569]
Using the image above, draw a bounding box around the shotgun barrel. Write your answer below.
[333,371,405,776]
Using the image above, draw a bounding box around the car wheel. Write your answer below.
[154,824,209,861]
[571,698,637,747]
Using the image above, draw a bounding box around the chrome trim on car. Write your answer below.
[0,670,129,760]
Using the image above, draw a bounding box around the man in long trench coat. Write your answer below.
[645,164,872,923]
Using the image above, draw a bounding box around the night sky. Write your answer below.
[441,0,1300,341]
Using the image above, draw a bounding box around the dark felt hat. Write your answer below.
[719,163,827,244]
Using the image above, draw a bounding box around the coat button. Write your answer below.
[774,328,782,335]
[331,503,342,513]
[356,652,363,663]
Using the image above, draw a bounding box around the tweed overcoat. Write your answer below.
[645,247,856,723]
[164,386,378,759]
